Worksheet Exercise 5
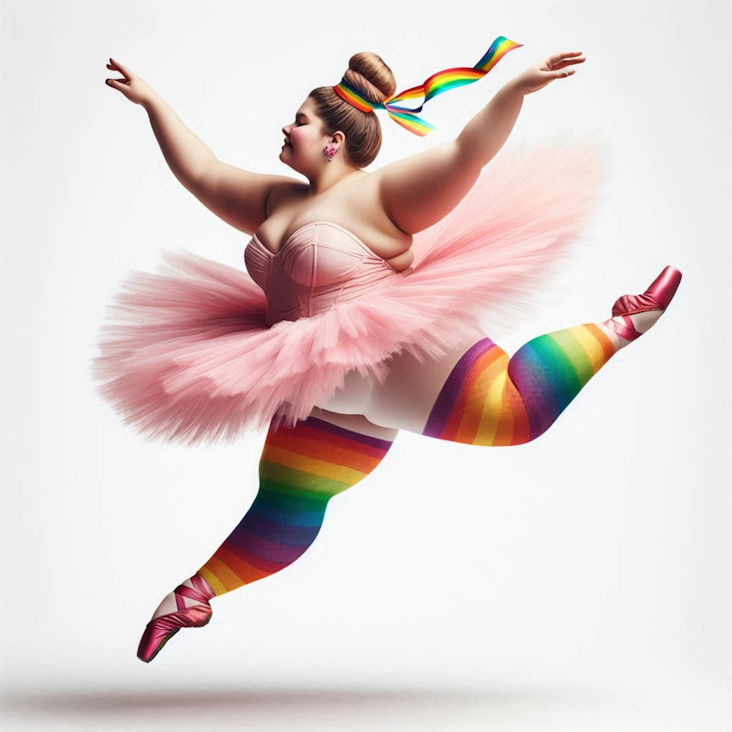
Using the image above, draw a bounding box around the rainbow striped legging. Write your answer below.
[197,323,618,596]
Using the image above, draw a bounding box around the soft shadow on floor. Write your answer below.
[3,686,720,732]
[2,685,590,717]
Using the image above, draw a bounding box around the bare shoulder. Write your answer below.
[369,140,480,235]
[350,171,413,241]
[190,162,307,235]
[341,172,414,264]
[266,179,309,217]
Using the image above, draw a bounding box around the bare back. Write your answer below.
[254,172,415,273]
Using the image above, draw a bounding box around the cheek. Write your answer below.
[289,128,309,147]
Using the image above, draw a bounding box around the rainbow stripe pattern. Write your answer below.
[333,36,523,136]
[198,416,395,595]
[423,325,617,444]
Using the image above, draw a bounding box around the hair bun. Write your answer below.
[342,52,396,104]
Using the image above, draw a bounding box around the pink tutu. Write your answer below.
[91,132,612,445]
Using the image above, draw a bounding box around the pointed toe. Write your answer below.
[136,574,215,663]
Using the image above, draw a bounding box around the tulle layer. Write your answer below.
[91,132,612,445]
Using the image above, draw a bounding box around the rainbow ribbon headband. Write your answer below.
[332,36,523,137]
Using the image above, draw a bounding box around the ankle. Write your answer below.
[597,320,623,350]
[149,575,213,621]
[601,310,663,350]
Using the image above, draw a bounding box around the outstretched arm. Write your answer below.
[105,58,298,235]
[458,51,585,166]
[456,78,524,173]
[376,51,585,235]
[142,94,217,192]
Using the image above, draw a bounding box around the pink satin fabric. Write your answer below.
[244,219,468,428]
[245,221,410,326]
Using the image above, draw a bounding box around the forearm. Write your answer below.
[456,78,524,169]
[142,94,217,190]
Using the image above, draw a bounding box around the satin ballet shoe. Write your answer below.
[610,265,683,342]
[137,574,216,663]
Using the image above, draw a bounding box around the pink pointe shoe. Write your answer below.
[137,574,216,663]
[610,265,683,342]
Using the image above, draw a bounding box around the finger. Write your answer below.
[547,51,584,68]
[550,57,586,70]
[109,57,132,81]
[106,78,129,92]
[543,69,575,81]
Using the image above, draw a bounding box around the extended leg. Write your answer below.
[198,411,397,595]
[137,410,397,662]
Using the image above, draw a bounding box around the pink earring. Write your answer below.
[323,143,337,162]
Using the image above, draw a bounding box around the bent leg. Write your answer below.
[414,266,681,443]
[364,318,620,444]
[195,410,397,598]
[421,324,617,444]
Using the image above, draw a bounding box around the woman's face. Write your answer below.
[280,96,339,173]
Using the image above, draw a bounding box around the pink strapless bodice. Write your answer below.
[245,221,410,325]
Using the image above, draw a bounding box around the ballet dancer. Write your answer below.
[98,37,682,662]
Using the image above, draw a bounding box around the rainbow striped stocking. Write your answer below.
[422,323,618,444]
[196,415,395,596]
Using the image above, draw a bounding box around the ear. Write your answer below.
[331,130,346,147]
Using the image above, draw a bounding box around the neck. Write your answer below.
[307,162,365,196]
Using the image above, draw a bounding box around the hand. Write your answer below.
[510,51,586,96]
[105,58,157,107]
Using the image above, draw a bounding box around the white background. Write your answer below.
[1,0,730,730]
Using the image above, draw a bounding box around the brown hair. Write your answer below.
[308,52,397,168]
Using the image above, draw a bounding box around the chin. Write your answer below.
[280,146,294,164]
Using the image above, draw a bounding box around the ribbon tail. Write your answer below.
[385,109,436,137]
[382,35,524,135]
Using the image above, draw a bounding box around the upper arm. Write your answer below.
[375,139,483,235]
[189,161,303,235]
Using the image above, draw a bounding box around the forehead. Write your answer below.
[296,97,319,117]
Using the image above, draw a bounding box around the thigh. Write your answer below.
[366,334,486,433]
[308,406,400,442]
[315,367,380,417]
